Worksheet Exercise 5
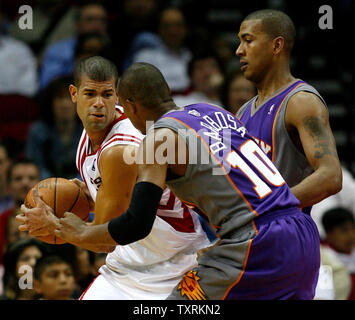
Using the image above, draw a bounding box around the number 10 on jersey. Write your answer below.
[226,140,285,199]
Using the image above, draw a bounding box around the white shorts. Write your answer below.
[79,274,130,300]
[79,272,174,300]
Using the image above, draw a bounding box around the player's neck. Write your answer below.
[255,65,295,107]
[152,101,179,121]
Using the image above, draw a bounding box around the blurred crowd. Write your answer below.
[0,0,353,300]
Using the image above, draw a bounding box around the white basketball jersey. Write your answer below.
[76,107,212,299]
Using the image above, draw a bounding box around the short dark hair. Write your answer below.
[118,62,171,109]
[73,55,118,88]
[322,207,354,233]
[244,9,296,54]
[34,255,72,280]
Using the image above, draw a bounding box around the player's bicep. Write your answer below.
[287,92,339,169]
[94,145,138,224]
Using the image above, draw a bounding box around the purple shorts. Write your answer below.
[225,208,320,300]
[168,208,320,300]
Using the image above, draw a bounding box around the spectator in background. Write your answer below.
[34,255,76,300]
[213,34,240,73]
[173,52,224,107]
[0,143,12,215]
[25,76,82,180]
[74,32,112,63]
[39,2,109,90]
[322,207,355,300]
[119,0,162,71]
[132,7,192,94]
[0,10,38,97]
[1,238,51,300]
[311,167,355,239]
[8,0,77,58]
[73,247,95,296]
[0,159,40,266]
[220,69,256,115]
[89,251,106,276]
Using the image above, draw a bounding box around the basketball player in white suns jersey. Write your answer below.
[18,56,213,299]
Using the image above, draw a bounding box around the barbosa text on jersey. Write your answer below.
[121,110,246,168]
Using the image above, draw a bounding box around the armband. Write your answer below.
[108,182,163,245]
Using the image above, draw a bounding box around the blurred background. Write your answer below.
[0,0,353,300]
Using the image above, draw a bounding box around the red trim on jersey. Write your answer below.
[97,135,142,161]
[79,273,100,300]
[158,192,196,233]
[104,133,142,146]
[77,134,87,179]
[105,111,127,135]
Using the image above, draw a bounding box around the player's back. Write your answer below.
[154,103,300,237]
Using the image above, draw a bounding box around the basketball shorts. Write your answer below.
[167,208,321,300]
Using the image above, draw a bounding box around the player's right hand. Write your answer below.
[71,178,95,212]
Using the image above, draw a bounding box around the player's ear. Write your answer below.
[69,84,78,104]
[273,36,285,55]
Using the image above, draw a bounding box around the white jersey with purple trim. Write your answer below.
[76,107,212,300]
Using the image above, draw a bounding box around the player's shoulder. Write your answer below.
[288,90,327,113]
[110,115,144,141]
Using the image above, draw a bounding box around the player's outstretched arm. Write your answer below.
[286,91,342,207]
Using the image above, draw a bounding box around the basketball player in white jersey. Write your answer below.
[18,56,212,300]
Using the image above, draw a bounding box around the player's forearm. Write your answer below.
[290,166,342,207]
[79,222,118,250]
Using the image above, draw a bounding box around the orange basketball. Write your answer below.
[24,177,90,244]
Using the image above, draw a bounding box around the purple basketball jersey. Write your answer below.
[158,103,299,224]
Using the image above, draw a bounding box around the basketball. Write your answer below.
[24,177,90,244]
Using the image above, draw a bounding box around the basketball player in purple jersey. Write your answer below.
[235,10,342,214]
[34,62,321,299]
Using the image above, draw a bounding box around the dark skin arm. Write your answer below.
[285,91,342,207]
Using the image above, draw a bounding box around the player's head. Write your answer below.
[70,56,119,132]
[34,255,75,300]
[236,9,296,83]
[322,207,355,254]
[118,62,173,134]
